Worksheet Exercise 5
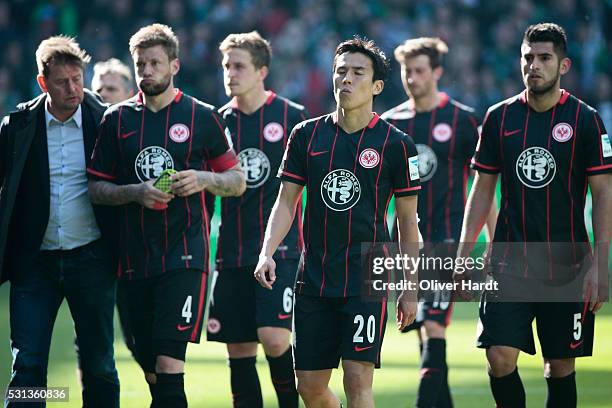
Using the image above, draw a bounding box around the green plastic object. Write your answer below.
[153,169,177,193]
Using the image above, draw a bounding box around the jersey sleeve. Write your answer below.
[278,123,307,186]
[87,109,120,181]
[461,111,481,165]
[583,109,612,175]
[204,110,239,173]
[471,108,501,174]
[391,133,421,197]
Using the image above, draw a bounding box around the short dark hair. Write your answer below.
[333,36,389,82]
[523,23,567,58]
[219,31,272,69]
[35,36,91,78]
[129,23,179,60]
[394,37,449,69]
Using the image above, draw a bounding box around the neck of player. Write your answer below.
[412,88,440,112]
[142,84,177,112]
[526,85,562,112]
[235,86,268,115]
[337,104,374,134]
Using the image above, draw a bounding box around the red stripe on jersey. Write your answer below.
[208,151,239,172]
[212,113,231,149]
[547,106,557,278]
[587,164,612,172]
[283,100,288,147]
[259,107,265,250]
[498,104,509,161]
[174,88,183,103]
[344,125,368,297]
[426,109,437,241]
[446,106,459,239]
[394,186,421,193]
[320,125,340,297]
[281,171,306,182]
[521,108,531,277]
[161,104,172,273]
[569,103,581,246]
[373,124,392,244]
[190,271,208,342]
[182,233,190,269]
[470,160,499,171]
[237,112,243,267]
[139,107,145,149]
[86,168,116,180]
[183,101,195,269]
[305,119,321,157]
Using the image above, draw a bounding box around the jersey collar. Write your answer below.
[331,112,380,129]
[230,90,276,110]
[518,88,569,105]
[135,88,183,105]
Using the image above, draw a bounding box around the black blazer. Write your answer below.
[0,89,117,284]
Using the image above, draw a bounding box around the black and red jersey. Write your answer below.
[216,91,308,269]
[280,113,421,298]
[472,90,611,274]
[382,92,480,243]
[87,90,238,280]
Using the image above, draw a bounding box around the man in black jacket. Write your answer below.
[0,36,119,407]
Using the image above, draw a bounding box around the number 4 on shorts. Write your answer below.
[182,296,193,323]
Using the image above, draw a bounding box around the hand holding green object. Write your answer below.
[151,169,177,210]
[153,169,178,193]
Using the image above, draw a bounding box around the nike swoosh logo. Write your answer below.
[354,345,375,352]
[277,313,292,320]
[569,340,583,349]
[177,324,193,332]
[427,309,446,315]
[503,129,522,137]
[309,150,329,157]
[120,130,138,139]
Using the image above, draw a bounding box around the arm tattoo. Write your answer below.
[203,168,246,197]
[88,180,136,205]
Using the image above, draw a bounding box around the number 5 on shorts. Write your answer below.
[182,296,193,323]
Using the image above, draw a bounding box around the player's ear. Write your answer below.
[433,66,443,81]
[259,65,269,81]
[372,79,384,96]
[37,74,48,93]
[170,58,180,76]
[559,56,571,76]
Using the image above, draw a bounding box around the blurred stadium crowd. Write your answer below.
[0,0,610,125]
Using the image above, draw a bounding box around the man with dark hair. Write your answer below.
[87,23,246,407]
[255,37,421,408]
[207,31,308,408]
[91,58,134,104]
[457,23,611,407]
[0,36,119,407]
[382,36,497,408]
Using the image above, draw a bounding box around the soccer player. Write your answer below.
[91,58,135,104]
[87,24,246,407]
[0,36,119,407]
[457,23,611,407]
[206,31,308,408]
[255,37,421,408]
[382,37,497,407]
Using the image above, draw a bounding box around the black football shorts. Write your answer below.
[207,259,298,343]
[293,294,388,370]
